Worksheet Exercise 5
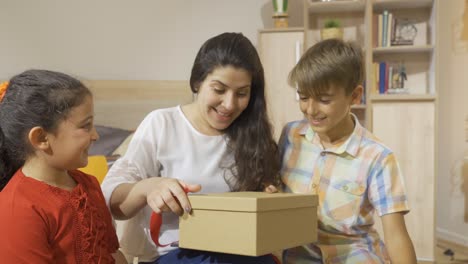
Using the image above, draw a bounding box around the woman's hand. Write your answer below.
[264,184,279,193]
[142,177,201,216]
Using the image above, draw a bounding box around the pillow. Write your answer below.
[89,125,133,156]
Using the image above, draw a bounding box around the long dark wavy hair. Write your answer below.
[0,69,91,191]
[189,32,281,191]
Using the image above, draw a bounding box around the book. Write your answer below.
[378,62,386,94]
[386,12,393,47]
[382,10,389,47]
[372,14,378,48]
[378,14,383,47]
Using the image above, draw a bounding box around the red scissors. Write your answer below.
[149,186,189,247]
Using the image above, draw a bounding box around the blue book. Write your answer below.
[379,62,386,94]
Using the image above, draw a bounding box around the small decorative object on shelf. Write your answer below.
[387,62,409,94]
[393,19,417,46]
[272,0,289,28]
[321,19,343,40]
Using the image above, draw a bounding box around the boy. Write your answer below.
[279,39,417,263]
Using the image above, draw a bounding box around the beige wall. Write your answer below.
[437,0,468,246]
[0,0,303,80]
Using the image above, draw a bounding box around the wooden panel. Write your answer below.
[307,0,366,13]
[373,0,433,11]
[83,80,192,130]
[372,101,435,261]
[373,45,435,54]
[259,31,305,140]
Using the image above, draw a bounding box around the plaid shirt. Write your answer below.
[280,115,409,264]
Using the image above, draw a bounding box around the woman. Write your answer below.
[101,32,281,264]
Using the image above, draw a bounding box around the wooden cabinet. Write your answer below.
[372,101,436,261]
[258,28,305,140]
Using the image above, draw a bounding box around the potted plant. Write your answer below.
[272,0,289,28]
[321,19,343,40]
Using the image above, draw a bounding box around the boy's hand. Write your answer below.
[264,185,279,193]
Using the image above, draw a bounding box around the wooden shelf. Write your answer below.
[369,94,436,102]
[373,45,434,54]
[259,27,304,33]
[373,0,433,10]
[308,0,365,14]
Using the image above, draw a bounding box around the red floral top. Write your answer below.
[0,169,119,263]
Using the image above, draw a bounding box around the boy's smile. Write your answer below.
[299,85,362,145]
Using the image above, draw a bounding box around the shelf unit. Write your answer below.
[259,0,438,262]
[372,45,434,54]
[370,2,437,262]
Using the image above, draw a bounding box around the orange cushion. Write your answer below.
[78,156,108,184]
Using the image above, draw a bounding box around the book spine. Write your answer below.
[382,10,389,47]
[386,12,393,47]
[379,62,386,94]
[372,14,378,48]
[378,14,383,47]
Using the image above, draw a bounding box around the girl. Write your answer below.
[101,32,281,263]
[0,70,126,263]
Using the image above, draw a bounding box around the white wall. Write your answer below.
[0,0,303,80]
[437,0,468,246]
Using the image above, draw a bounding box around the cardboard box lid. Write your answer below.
[188,192,317,212]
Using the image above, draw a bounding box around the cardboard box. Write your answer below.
[179,192,318,256]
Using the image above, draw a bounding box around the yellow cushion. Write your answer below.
[79,155,108,184]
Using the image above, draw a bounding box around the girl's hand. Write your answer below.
[143,177,201,216]
[264,185,279,193]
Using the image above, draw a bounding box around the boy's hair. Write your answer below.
[0,69,91,190]
[190,32,281,191]
[289,38,364,97]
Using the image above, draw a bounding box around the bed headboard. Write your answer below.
[84,80,193,130]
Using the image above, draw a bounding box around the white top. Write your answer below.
[101,106,232,261]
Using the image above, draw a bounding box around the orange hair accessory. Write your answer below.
[0,81,9,102]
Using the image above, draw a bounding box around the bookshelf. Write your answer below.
[370,2,437,262]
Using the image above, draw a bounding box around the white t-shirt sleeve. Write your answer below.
[101,110,162,207]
